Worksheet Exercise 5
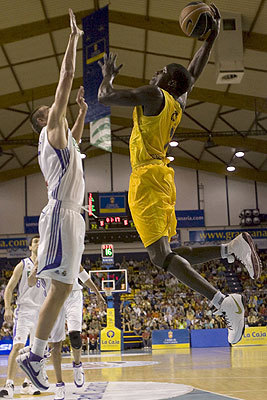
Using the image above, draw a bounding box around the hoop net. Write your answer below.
[104,288,113,297]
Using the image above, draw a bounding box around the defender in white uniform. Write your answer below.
[0,237,47,398]
[49,267,105,400]
[16,9,87,392]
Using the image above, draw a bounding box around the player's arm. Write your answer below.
[98,53,163,109]
[178,3,221,110]
[4,261,23,323]
[78,266,106,309]
[71,86,88,143]
[47,9,83,148]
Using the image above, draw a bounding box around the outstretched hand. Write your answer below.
[69,8,83,37]
[98,53,123,79]
[76,86,88,113]
[208,3,221,40]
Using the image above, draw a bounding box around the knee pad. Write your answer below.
[162,252,177,271]
[69,331,82,350]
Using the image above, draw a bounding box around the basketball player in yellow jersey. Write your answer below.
[98,3,262,345]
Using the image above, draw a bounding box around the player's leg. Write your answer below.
[66,290,84,388]
[49,341,66,400]
[173,232,261,279]
[147,236,245,344]
[16,280,72,391]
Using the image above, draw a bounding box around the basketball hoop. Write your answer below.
[104,288,113,297]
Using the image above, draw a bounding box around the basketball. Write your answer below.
[179,1,213,39]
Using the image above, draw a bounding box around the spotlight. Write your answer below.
[227,166,235,172]
[167,156,174,162]
[240,209,261,226]
[81,153,86,159]
[169,141,178,147]
[235,151,244,158]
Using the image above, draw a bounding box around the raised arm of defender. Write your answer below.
[47,9,83,149]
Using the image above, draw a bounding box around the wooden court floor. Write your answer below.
[0,346,266,400]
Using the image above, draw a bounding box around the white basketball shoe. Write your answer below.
[73,362,84,387]
[16,351,49,391]
[54,382,65,400]
[20,380,41,395]
[0,383,14,398]
[215,293,245,344]
[226,232,262,279]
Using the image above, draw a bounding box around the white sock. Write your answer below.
[32,337,48,357]
[220,244,228,259]
[6,379,13,386]
[211,291,226,309]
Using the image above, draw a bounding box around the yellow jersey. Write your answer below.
[129,89,182,169]
[128,89,182,248]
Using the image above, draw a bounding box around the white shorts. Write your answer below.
[37,200,85,284]
[13,307,40,345]
[49,290,83,343]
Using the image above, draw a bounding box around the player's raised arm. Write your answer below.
[178,3,221,110]
[4,261,23,323]
[71,86,88,143]
[98,53,163,109]
[47,9,83,148]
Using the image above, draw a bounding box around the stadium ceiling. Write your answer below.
[0,0,267,183]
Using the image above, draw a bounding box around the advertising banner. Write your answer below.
[100,308,123,351]
[0,238,28,249]
[82,6,110,123]
[152,329,190,349]
[189,228,267,242]
[175,210,205,228]
[232,326,267,347]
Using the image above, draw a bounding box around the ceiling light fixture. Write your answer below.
[80,153,86,159]
[167,156,174,162]
[235,151,244,158]
[169,141,178,147]
[227,165,236,172]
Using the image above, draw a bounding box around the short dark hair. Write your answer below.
[29,235,40,246]
[167,63,192,96]
[29,106,47,134]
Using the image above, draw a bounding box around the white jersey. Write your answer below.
[73,277,83,291]
[38,126,85,206]
[16,258,48,310]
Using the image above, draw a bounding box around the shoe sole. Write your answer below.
[17,359,49,392]
[242,232,262,279]
[231,295,245,345]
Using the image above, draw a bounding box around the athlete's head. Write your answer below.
[29,105,50,134]
[150,63,191,97]
[29,235,40,254]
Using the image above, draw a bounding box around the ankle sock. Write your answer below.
[31,337,47,358]
[6,379,14,386]
[211,291,226,309]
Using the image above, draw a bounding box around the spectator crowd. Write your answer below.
[0,250,266,350]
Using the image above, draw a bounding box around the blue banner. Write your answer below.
[24,216,39,234]
[82,6,110,123]
[99,192,127,216]
[191,328,229,348]
[0,340,13,355]
[152,329,190,349]
[175,210,205,228]
[189,228,267,242]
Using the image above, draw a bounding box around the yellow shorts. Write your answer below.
[128,164,177,248]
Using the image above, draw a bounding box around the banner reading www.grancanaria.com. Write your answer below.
[189,228,267,242]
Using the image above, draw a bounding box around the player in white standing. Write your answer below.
[49,267,105,400]
[16,9,87,391]
[0,236,48,398]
